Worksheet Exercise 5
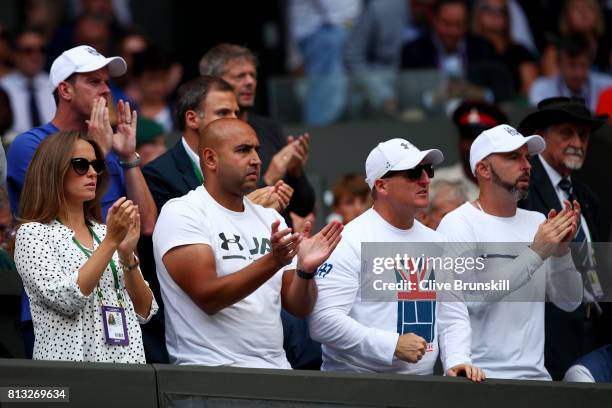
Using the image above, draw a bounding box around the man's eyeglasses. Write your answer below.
[382,163,434,181]
[71,158,106,176]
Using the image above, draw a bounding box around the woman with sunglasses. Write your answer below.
[14,130,157,363]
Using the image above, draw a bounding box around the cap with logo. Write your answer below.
[469,124,545,176]
[365,138,444,189]
[50,45,127,89]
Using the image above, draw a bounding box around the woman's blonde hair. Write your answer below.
[17,130,109,225]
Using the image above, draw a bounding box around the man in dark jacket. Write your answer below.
[198,44,316,223]
[401,0,498,73]
[518,96,612,380]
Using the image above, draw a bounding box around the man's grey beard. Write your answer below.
[491,166,529,202]
[563,147,584,170]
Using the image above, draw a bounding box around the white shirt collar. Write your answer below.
[538,154,568,188]
[181,136,199,166]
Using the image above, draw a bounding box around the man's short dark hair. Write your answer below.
[558,34,592,60]
[198,44,258,77]
[174,76,234,131]
[432,0,468,15]
[52,74,76,105]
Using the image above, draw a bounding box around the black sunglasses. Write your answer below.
[382,163,435,181]
[71,158,106,175]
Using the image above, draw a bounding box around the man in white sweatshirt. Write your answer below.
[436,124,583,380]
[309,138,484,381]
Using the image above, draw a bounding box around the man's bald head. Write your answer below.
[199,117,256,154]
[199,118,262,196]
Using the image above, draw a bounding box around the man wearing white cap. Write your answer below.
[309,138,484,380]
[436,124,583,380]
[6,45,157,358]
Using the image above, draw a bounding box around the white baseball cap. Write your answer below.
[50,45,127,89]
[469,124,545,176]
[365,138,444,189]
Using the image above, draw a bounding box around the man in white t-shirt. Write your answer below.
[309,138,484,381]
[152,118,342,368]
[437,124,583,380]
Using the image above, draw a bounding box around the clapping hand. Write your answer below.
[549,199,580,256]
[263,133,310,185]
[286,133,310,178]
[105,197,139,252]
[112,100,138,161]
[295,220,343,274]
[531,200,578,259]
[118,205,140,258]
[270,220,302,267]
[86,97,113,155]
[247,181,294,211]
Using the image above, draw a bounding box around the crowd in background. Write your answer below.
[0,0,610,236]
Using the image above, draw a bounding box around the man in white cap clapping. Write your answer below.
[7,45,157,358]
[436,124,583,380]
[309,138,485,381]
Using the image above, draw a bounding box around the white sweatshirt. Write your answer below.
[436,202,582,380]
[309,208,444,374]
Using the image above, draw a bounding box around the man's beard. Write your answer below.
[490,166,529,202]
[563,146,584,170]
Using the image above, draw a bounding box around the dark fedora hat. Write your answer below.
[452,100,509,139]
[518,97,608,135]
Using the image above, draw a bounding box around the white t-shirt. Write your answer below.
[309,208,444,374]
[153,186,296,368]
[436,202,582,380]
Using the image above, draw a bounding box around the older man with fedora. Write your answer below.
[518,96,611,380]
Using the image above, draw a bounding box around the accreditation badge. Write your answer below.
[586,269,604,299]
[101,305,129,346]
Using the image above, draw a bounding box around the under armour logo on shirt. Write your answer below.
[219,233,244,251]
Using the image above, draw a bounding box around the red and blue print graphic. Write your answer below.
[394,256,436,349]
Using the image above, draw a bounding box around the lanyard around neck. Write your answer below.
[67,223,123,306]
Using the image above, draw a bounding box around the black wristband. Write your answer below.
[296,269,315,280]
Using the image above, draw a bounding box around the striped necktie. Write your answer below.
[558,177,590,270]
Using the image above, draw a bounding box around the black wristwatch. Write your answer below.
[296,269,315,280]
